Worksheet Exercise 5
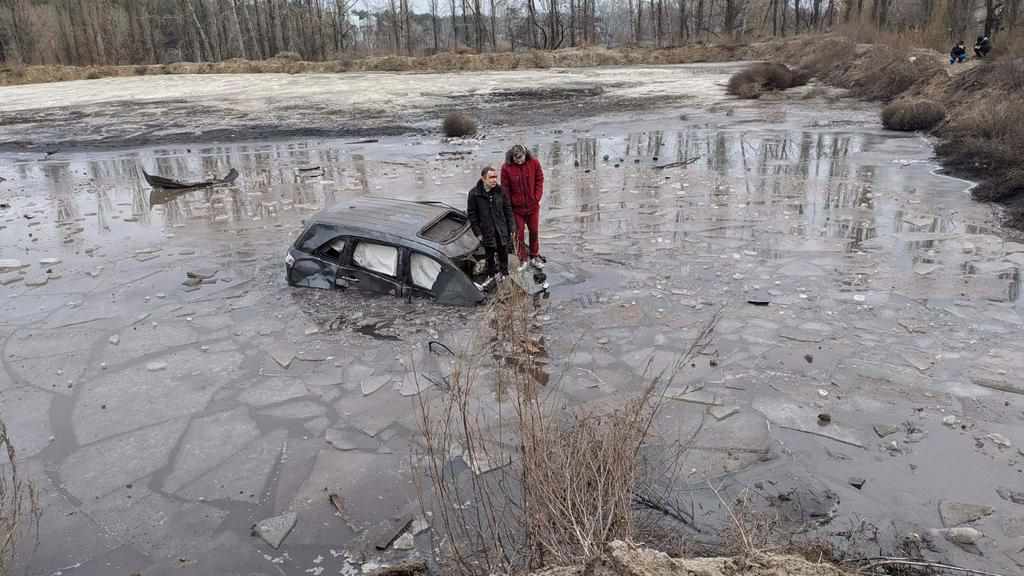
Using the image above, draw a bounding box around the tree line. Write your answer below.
[0,0,1019,66]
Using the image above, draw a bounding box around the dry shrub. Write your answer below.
[937,99,1024,206]
[520,400,649,564]
[712,486,781,557]
[85,68,103,80]
[442,112,478,138]
[934,138,1017,176]
[944,100,1024,143]
[794,36,857,79]
[416,281,721,574]
[363,55,414,71]
[844,46,940,101]
[727,62,805,99]
[880,99,945,131]
[134,65,149,76]
[992,56,1024,91]
[970,168,1024,203]
[528,50,554,69]
[1,420,40,575]
[274,51,302,61]
[1003,207,1024,230]
[414,282,656,572]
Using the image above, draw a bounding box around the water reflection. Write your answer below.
[5,124,1014,305]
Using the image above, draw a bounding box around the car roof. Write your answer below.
[307,197,464,256]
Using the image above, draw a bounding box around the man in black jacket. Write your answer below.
[467,166,514,281]
[974,36,992,58]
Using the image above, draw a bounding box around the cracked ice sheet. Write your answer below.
[72,350,243,444]
[258,400,327,420]
[290,449,414,538]
[17,461,119,576]
[61,417,189,502]
[84,487,229,561]
[0,386,53,457]
[162,407,261,494]
[237,377,310,406]
[99,321,200,366]
[6,350,91,396]
[180,429,287,502]
[4,324,101,358]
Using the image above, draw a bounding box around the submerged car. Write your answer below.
[286,197,488,306]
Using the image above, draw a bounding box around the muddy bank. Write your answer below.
[1,63,1023,576]
[0,63,742,153]
[754,35,1024,232]
[535,541,853,576]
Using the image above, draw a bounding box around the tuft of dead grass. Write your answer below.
[970,168,1024,203]
[935,99,1024,178]
[880,99,945,132]
[442,112,478,138]
[1,420,40,575]
[727,62,808,99]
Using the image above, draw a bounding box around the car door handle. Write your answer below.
[340,276,361,283]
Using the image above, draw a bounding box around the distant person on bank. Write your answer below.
[950,41,968,64]
[974,36,992,58]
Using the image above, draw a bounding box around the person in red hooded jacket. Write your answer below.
[500,144,545,268]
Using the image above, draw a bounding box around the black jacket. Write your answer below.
[467,180,514,249]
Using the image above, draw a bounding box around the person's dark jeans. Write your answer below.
[484,240,509,277]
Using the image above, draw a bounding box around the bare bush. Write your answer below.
[936,100,1024,179]
[274,51,302,61]
[727,63,807,99]
[880,99,945,131]
[993,57,1024,91]
[415,281,720,575]
[971,168,1024,203]
[796,37,858,80]
[1,420,40,575]
[442,113,478,138]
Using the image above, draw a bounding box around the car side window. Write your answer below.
[410,252,442,290]
[352,241,398,277]
[316,237,347,262]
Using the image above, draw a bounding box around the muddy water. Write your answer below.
[2,70,1023,576]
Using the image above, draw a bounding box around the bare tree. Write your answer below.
[490,0,497,49]
[527,0,540,48]
[429,0,440,52]
[984,0,996,36]
[450,0,458,48]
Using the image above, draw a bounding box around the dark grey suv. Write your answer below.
[286,197,487,306]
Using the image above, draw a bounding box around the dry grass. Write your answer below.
[970,168,1024,203]
[442,112,478,138]
[1,420,40,575]
[727,62,808,99]
[880,99,945,132]
[0,44,759,86]
[935,99,1024,193]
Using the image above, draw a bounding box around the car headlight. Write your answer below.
[285,252,295,267]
